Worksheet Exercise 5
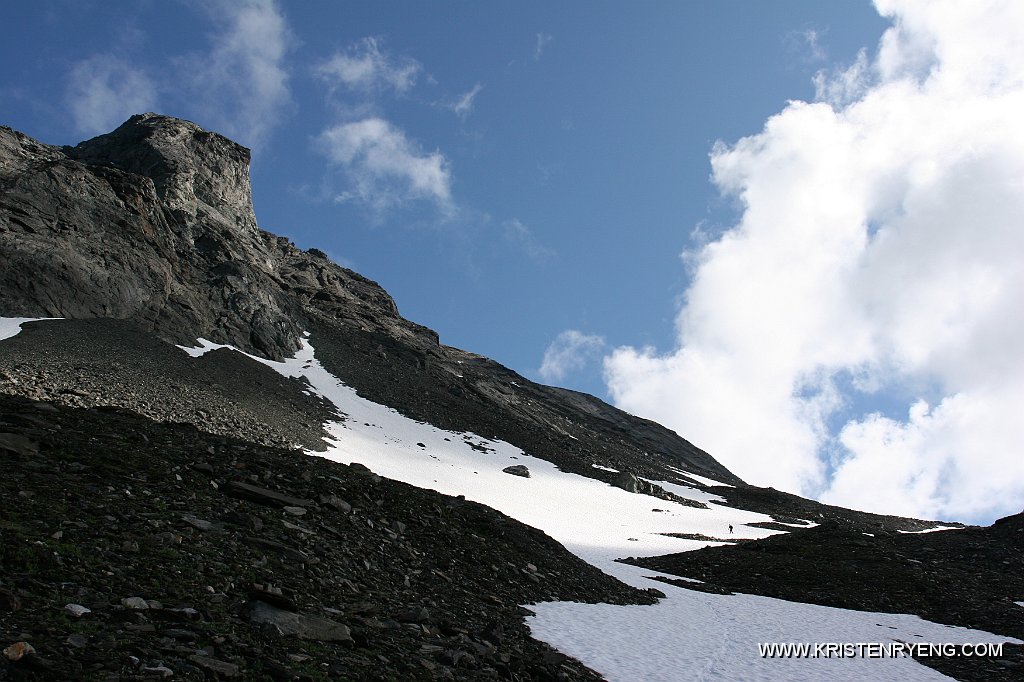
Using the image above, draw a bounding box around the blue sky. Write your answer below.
[3,1,1023,525]
[1,1,886,388]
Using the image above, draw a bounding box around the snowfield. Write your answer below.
[186,333,1018,681]
[6,320,1014,681]
[897,526,962,534]
[0,317,52,342]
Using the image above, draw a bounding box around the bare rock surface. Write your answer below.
[68,113,260,236]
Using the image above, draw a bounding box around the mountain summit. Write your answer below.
[0,113,740,486]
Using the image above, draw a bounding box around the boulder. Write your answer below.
[247,601,352,643]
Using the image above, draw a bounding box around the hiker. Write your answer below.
[728,524,733,533]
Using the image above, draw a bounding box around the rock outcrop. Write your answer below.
[0,114,410,361]
[68,113,260,236]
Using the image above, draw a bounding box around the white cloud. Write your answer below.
[320,118,452,213]
[504,218,555,262]
[541,331,606,383]
[316,37,421,94]
[813,49,870,107]
[802,28,827,62]
[534,33,553,61]
[787,26,829,65]
[604,0,1024,523]
[185,0,292,148]
[451,83,484,119]
[66,55,158,135]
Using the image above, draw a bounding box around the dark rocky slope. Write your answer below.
[0,318,335,451]
[0,394,657,680]
[0,114,737,488]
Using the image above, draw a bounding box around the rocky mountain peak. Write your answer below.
[67,113,258,237]
[1,113,742,487]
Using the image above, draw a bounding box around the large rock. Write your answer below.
[247,601,352,643]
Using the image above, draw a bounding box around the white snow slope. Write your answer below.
[6,321,1016,681]
[185,334,1019,681]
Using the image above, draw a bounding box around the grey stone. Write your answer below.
[65,634,87,649]
[188,654,239,677]
[613,471,640,493]
[182,514,221,531]
[0,115,402,362]
[223,481,311,508]
[242,536,312,564]
[502,465,530,478]
[247,601,352,643]
[320,495,352,513]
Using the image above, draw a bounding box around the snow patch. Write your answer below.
[665,464,734,488]
[250,338,779,570]
[644,476,726,505]
[0,317,57,342]
[773,519,820,528]
[176,337,233,358]
[527,584,1016,682]
[591,463,619,473]
[897,526,961,534]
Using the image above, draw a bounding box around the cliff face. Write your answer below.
[68,113,260,237]
[0,114,741,486]
[0,114,407,361]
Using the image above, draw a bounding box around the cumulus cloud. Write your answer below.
[184,0,292,148]
[541,331,606,383]
[604,0,1024,523]
[320,118,452,213]
[316,37,421,94]
[66,55,158,135]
